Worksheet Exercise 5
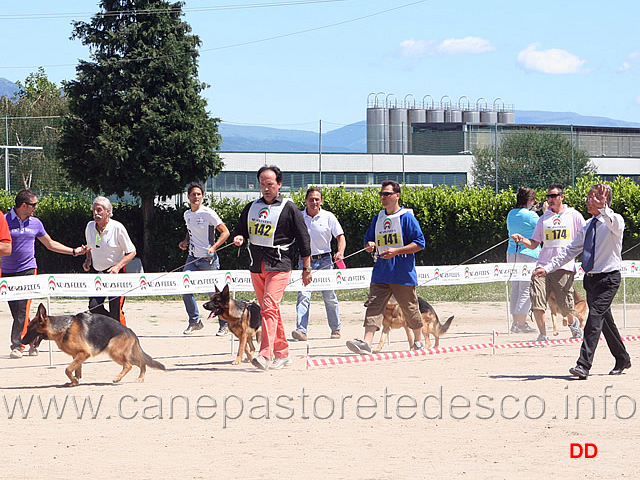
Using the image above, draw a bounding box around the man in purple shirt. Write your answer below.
[3,189,88,359]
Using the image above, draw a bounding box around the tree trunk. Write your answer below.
[141,195,154,268]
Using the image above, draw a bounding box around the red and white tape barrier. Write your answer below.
[305,335,640,368]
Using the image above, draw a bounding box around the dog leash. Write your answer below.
[417,237,509,288]
[287,246,370,286]
[622,241,640,256]
[83,242,235,315]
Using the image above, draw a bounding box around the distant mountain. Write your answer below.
[515,110,640,128]
[219,122,366,153]
[220,112,640,153]
[0,78,19,98]
[3,74,638,151]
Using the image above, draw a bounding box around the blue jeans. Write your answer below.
[182,255,226,327]
[295,255,341,333]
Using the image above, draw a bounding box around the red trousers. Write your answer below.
[251,267,291,360]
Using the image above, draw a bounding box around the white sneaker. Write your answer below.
[251,355,270,371]
[183,322,204,335]
[271,357,293,370]
[10,348,22,359]
[536,334,550,342]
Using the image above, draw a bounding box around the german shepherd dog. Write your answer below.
[21,304,165,387]
[548,289,588,336]
[372,296,454,353]
[203,284,262,365]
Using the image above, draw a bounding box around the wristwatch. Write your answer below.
[304,266,312,273]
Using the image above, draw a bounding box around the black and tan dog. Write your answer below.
[21,303,165,387]
[548,289,588,336]
[203,284,262,365]
[373,296,454,353]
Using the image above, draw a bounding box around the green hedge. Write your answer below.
[2,174,639,275]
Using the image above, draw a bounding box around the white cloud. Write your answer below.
[619,51,640,73]
[517,43,587,74]
[436,37,495,55]
[398,36,494,58]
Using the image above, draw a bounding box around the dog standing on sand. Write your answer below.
[203,284,262,365]
[21,303,164,387]
[373,296,454,353]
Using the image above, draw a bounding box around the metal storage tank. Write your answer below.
[463,110,480,123]
[406,95,426,154]
[366,92,389,153]
[498,111,515,124]
[427,108,444,123]
[445,108,462,123]
[367,107,388,153]
[480,110,498,124]
[408,107,426,124]
[389,107,409,153]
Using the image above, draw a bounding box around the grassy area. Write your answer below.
[124,277,640,304]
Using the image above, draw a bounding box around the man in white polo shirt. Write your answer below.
[83,196,136,325]
[292,188,346,341]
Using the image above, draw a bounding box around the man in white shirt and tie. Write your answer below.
[532,183,631,379]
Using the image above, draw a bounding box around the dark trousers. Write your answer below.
[577,271,630,370]
[4,269,36,350]
[88,266,127,325]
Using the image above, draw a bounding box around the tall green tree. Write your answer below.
[59,0,222,263]
[1,67,69,191]
[471,129,595,191]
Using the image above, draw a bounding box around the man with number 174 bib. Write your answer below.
[511,183,585,341]
[346,180,426,355]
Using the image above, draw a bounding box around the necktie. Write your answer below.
[582,219,597,273]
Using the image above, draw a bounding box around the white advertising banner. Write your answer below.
[1,261,639,301]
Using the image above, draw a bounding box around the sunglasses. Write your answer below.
[25,202,38,207]
[545,193,562,199]
[379,191,396,197]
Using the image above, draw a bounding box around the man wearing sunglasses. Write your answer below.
[511,183,585,341]
[346,180,425,355]
[4,189,89,359]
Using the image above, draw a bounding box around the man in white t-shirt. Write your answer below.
[179,182,230,335]
[511,183,586,341]
[292,188,346,341]
[83,196,136,325]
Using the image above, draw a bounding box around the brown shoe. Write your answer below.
[291,330,307,341]
[330,330,341,339]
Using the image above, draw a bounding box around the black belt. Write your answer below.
[584,270,619,277]
[311,252,331,260]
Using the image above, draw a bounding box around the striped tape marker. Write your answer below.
[306,335,640,368]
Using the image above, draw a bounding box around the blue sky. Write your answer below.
[2,0,640,131]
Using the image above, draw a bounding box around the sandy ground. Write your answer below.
[1,297,640,479]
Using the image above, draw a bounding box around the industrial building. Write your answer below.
[207,93,640,197]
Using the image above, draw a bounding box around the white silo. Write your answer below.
[388,94,408,154]
[366,92,389,153]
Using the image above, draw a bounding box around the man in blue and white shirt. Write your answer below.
[346,180,426,355]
